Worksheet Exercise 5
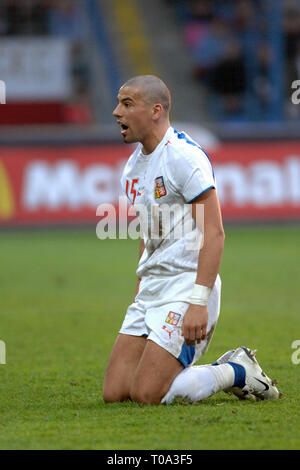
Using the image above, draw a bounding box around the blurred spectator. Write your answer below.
[5,0,28,35]
[3,0,49,36]
[47,0,87,40]
[0,3,8,35]
[213,0,235,23]
[47,0,89,101]
[183,0,214,50]
[208,39,246,116]
[30,0,49,34]
[283,2,300,119]
[284,4,300,84]
[175,0,300,122]
[187,0,214,22]
[0,0,87,39]
[296,39,300,80]
[70,41,90,100]
[232,0,255,32]
[192,16,233,80]
[252,42,273,114]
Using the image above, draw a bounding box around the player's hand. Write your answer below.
[181,304,208,346]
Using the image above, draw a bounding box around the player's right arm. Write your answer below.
[134,238,145,298]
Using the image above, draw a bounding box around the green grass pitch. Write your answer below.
[0,225,300,450]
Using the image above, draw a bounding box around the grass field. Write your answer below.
[0,225,300,450]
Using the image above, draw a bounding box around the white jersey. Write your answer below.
[120,126,216,278]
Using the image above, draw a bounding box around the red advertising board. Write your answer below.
[211,142,300,220]
[0,141,300,226]
[0,145,131,226]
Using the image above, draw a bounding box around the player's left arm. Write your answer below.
[181,187,225,346]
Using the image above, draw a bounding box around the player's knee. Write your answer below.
[102,386,128,403]
[102,389,118,403]
[130,384,163,405]
[130,389,159,405]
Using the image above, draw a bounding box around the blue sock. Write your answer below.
[228,362,246,388]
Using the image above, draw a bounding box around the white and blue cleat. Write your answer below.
[215,346,282,401]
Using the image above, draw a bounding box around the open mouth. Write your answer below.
[120,124,129,135]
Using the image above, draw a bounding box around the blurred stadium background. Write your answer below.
[1,1,300,451]
[0,0,299,228]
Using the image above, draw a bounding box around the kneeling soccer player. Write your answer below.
[102,75,281,405]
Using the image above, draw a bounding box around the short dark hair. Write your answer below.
[122,75,171,112]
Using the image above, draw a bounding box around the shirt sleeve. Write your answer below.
[167,147,216,203]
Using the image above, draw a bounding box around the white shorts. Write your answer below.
[119,272,221,367]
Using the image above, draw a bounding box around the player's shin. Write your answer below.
[161,363,243,404]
